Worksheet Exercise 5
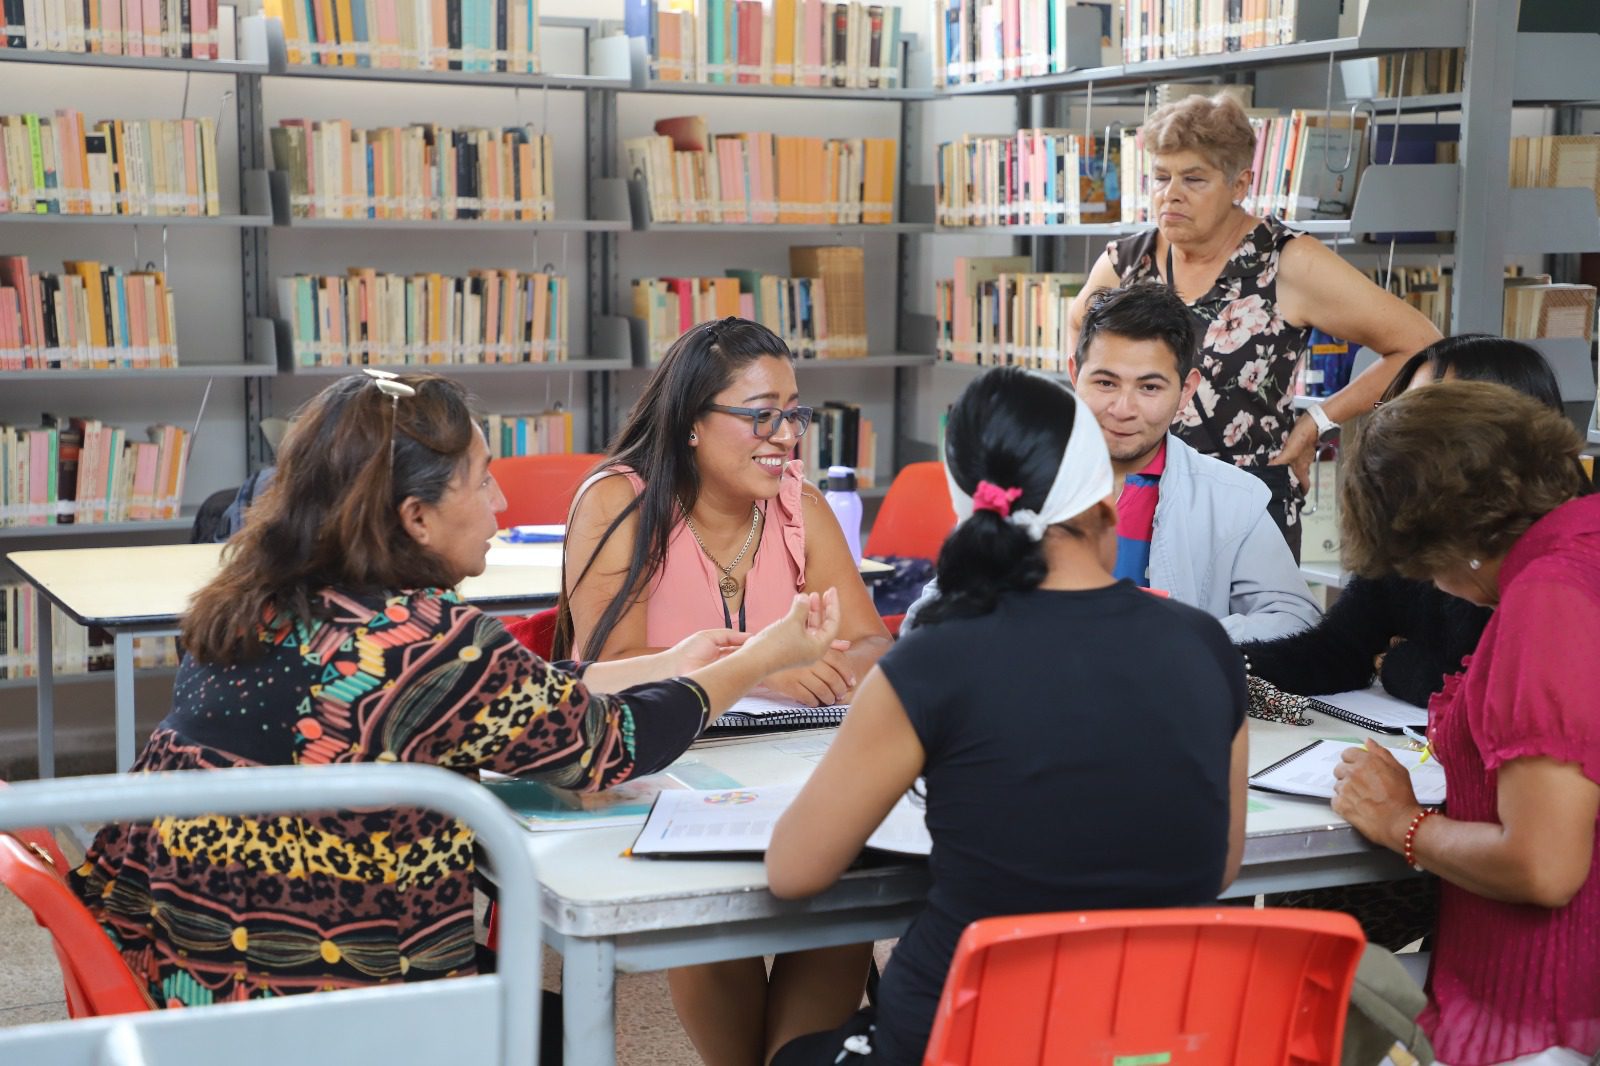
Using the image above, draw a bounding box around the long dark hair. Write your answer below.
[917,368,1085,626]
[555,318,794,659]
[1381,333,1564,410]
[183,373,475,664]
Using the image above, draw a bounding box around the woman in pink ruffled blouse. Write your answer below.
[1332,381,1599,1066]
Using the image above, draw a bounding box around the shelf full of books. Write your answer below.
[935,128,1119,228]
[800,401,878,488]
[0,112,224,220]
[934,255,1084,372]
[0,583,179,680]
[626,115,900,227]
[0,256,179,371]
[627,0,908,93]
[933,1,1105,87]
[262,0,542,73]
[276,268,570,370]
[484,409,573,458]
[0,418,192,530]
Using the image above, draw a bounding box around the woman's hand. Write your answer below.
[659,629,748,675]
[1267,414,1318,488]
[740,590,843,679]
[1331,739,1422,852]
[758,644,858,707]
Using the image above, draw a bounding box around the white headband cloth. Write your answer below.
[944,388,1115,542]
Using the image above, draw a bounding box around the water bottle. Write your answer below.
[824,466,863,565]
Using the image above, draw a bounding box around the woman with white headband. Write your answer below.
[764,367,1250,1066]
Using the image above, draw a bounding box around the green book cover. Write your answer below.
[25,115,46,214]
[707,0,725,82]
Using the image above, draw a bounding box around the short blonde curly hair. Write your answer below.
[1143,93,1257,178]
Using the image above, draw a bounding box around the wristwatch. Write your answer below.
[1305,402,1338,437]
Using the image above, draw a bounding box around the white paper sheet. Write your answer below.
[1251,739,1445,806]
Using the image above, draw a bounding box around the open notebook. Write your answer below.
[1305,687,1429,735]
[707,695,849,733]
[629,784,931,859]
[1250,739,1445,806]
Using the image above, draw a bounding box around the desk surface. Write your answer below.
[522,712,1402,938]
[6,543,562,627]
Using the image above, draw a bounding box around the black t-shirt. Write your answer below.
[872,582,1246,1066]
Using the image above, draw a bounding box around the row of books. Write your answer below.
[1375,266,1449,334]
[1374,49,1463,98]
[1121,0,1313,63]
[0,256,179,371]
[277,269,568,367]
[935,0,1117,86]
[0,0,221,59]
[629,0,904,88]
[270,121,555,222]
[799,402,877,488]
[627,116,897,225]
[1509,135,1600,215]
[483,409,572,458]
[935,129,1117,227]
[0,585,178,680]
[634,272,844,363]
[1,418,191,527]
[1504,277,1596,343]
[263,0,541,71]
[934,255,1085,370]
[1,113,222,218]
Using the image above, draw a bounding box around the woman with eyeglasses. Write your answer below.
[71,372,843,1029]
[558,318,891,1066]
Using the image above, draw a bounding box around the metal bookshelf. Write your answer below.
[0,364,276,382]
[0,516,195,541]
[269,175,634,233]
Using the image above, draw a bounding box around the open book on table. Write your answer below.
[628,784,931,859]
[1250,739,1445,806]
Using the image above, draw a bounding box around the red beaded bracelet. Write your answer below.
[1403,808,1439,871]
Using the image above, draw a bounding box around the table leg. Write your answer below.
[35,593,54,779]
[561,937,618,1066]
[113,631,137,773]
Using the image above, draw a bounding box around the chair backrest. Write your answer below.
[865,462,956,561]
[923,908,1366,1066]
[0,764,543,1066]
[491,452,604,527]
[0,835,153,1018]
[504,607,559,660]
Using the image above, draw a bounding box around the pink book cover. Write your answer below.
[191,0,209,61]
[736,0,759,83]
[127,273,148,352]
[716,141,741,222]
[27,429,49,526]
[1031,129,1046,224]
[103,0,123,55]
[756,132,777,222]
[124,0,143,55]
[375,0,398,68]
[0,290,18,369]
[206,0,217,57]
[666,278,694,333]
[739,292,755,319]
[141,0,159,56]
[53,111,81,215]
[127,441,157,520]
[800,0,822,86]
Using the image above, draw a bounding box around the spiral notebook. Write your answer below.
[1305,687,1429,735]
[1250,739,1445,806]
[707,695,849,733]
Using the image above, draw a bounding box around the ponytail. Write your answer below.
[916,509,1048,625]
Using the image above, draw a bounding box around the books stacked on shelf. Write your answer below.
[934,255,1084,370]
[0,113,222,217]
[1122,110,1371,225]
[1,584,178,680]
[1503,277,1596,342]
[635,264,861,363]
[0,417,191,527]
[1510,136,1600,215]
[0,0,220,58]
[628,0,904,88]
[1376,49,1463,97]
[270,120,554,221]
[1121,0,1324,61]
[263,0,541,71]
[936,129,1118,226]
[1371,266,1449,333]
[625,115,897,225]
[799,402,876,488]
[934,0,1108,85]
[787,245,865,358]
[483,410,572,457]
[0,256,179,370]
[277,269,568,367]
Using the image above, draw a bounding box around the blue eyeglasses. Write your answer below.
[704,403,814,440]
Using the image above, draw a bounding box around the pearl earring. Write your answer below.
[1469,559,1481,571]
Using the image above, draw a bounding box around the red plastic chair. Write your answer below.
[923,908,1366,1066]
[490,453,604,528]
[0,833,154,1018]
[504,607,559,660]
[0,781,69,874]
[865,462,956,561]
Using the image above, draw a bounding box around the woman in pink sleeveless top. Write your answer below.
[1332,383,1599,1066]
[559,318,891,1066]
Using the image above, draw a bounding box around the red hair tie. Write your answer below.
[971,481,1024,518]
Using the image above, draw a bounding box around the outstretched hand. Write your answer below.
[744,589,844,679]
[663,629,749,674]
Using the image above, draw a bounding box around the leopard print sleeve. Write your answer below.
[351,591,708,790]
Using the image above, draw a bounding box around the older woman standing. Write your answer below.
[1332,382,1599,1066]
[1067,92,1441,557]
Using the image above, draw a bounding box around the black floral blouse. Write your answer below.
[1109,216,1312,519]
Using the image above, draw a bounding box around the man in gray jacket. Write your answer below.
[907,283,1319,642]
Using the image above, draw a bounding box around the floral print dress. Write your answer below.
[1109,216,1312,530]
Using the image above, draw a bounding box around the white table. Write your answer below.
[6,542,563,777]
[516,712,1417,1066]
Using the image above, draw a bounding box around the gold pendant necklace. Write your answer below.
[681,501,761,600]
